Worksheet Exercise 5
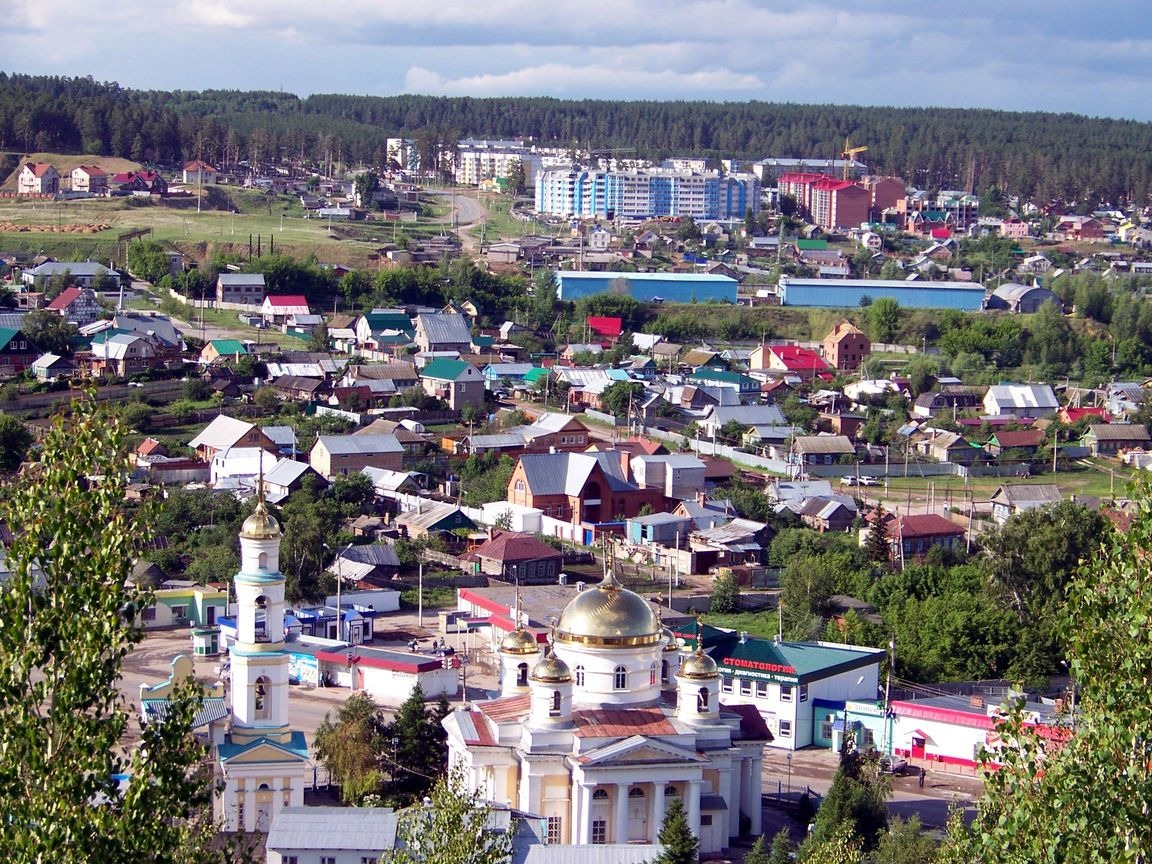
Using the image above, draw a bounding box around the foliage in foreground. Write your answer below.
[0,398,242,862]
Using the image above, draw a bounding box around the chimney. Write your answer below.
[696,490,706,506]
[576,581,586,593]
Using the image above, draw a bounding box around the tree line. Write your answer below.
[5,72,1152,205]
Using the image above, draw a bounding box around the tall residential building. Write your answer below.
[535,169,759,220]
[385,138,420,171]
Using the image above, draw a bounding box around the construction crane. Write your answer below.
[842,138,868,180]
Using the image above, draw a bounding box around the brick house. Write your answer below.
[822,322,871,372]
[506,451,666,526]
[419,359,485,411]
[888,514,966,562]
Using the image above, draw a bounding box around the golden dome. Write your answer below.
[662,626,682,652]
[678,648,719,680]
[530,648,572,683]
[241,501,281,540]
[555,572,661,648]
[500,627,541,656]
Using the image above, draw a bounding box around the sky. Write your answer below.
[6,1,1152,121]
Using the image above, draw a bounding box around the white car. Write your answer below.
[858,476,878,486]
[840,476,858,486]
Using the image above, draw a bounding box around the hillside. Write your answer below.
[0,153,142,190]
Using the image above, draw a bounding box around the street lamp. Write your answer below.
[786,751,793,792]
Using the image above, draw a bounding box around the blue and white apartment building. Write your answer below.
[536,168,760,221]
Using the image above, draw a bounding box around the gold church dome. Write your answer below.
[678,648,719,680]
[530,648,572,683]
[555,571,661,648]
[240,501,281,540]
[662,627,682,652]
[500,627,541,656]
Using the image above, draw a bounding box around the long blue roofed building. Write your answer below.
[555,271,738,303]
[778,276,986,310]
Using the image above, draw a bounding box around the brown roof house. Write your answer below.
[466,531,564,583]
[1081,423,1152,456]
[822,322,871,372]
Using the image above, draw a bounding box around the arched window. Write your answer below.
[255,676,270,720]
[516,662,529,687]
[649,663,657,686]
[254,595,268,641]
[613,665,627,690]
[697,687,709,713]
[664,784,680,797]
[661,659,669,683]
[628,786,645,798]
[257,551,268,570]
[592,788,609,800]
[574,665,585,686]
[550,690,562,716]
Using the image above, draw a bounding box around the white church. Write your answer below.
[442,572,768,853]
[214,500,311,831]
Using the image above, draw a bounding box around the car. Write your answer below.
[858,476,878,486]
[840,476,858,486]
[880,756,908,775]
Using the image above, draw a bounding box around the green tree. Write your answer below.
[22,308,78,354]
[654,797,699,864]
[872,815,938,864]
[314,692,386,805]
[769,828,795,864]
[809,745,890,851]
[598,380,645,420]
[712,570,739,614]
[383,765,513,864]
[867,297,901,343]
[0,413,33,472]
[865,506,891,565]
[0,398,230,862]
[383,684,449,804]
[308,319,330,352]
[354,170,381,207]
[942,482,1152,864]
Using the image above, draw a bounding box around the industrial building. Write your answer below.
[778,277,986,311]
[555,272,738,303]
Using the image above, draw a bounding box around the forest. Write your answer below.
[4,72,1152,205]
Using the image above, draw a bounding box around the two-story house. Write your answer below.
[216,273,265,305]
[419,358,485,411]
[822,322,871,372]
[71,165,108,194]
[45,286,104,325]
[17,162,60,195]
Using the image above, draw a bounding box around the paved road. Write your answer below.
[425,189,489,251]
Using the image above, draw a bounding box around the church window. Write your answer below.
[254,676,270,720]
[665,785,679,797]
[592,820,607,844]
[697,687,710,712]
[649,663,657,685]
[258,552,268,570]
[629,787,645,798]
[661,660,669,683]
[592,788,609,799]
[613,665,627,690]
[550,690,561,716]
[574,665,585,686]
[516,662,529,687]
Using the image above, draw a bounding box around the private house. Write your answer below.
[797,497,858,533]
[140,582,228,630]
[1057,406,1108,426]
[30,352,74,382]
[985,428,1046,458]
[343,363,420,392]
[467,531,564,583]
[44,285,103,325]
[690,517,774,569]
[0,326,38,374]
[261,295,310,326]
[792,435,855,466]
[699,404,788,439]
[266,807,398,864]
[17,162,60,195]
[917,430,980,464]
[216,273,265,305]
[752,344,831,381]
[983,384,1059,419]
[1053,215,1106,242]
[394,502,476,540]
[183,160,218,185]
[631,454,707,501]
[888,514,965,562]
[586,315,624,345]
[71,165,108,194]
[23,261,122,290]
[200,339,249,365]
[110,171,168,195]
[912,386,986,419]
[270,375,328,402]
[822,322,871,372]
[328,543,402,586]
[414,312,472,354]
[419,358,486,411]
[506,451,666,528]
[261,458,327,504]
[1081,423,1152,456]
[88,332,162,377]
[626,512,694,546]
[685,368,761,403]
[187,415,277,462]
[989,484,1063,525]
[354,308,415,359]
[309,434,404,479]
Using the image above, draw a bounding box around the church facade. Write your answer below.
[443,574,768,853]
[215,501,311,831]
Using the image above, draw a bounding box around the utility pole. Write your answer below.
[884,636,896,755]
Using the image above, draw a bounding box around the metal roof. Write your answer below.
[264,458,314,487]
[188,415,256,450]
[217,273,265,285]
[315,434,403,455]
[267,806,398,852]
[416,312,472,346]
[792,435,855,454]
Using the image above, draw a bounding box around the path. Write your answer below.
[425,189,488,251]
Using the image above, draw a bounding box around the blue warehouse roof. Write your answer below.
[555,271,737,304]
[779,277,986,311]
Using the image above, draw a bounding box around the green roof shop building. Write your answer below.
[677,623,884,750]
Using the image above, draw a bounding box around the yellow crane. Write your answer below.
[842,138,868,180]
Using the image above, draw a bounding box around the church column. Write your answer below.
[686,779,702,839]
[650,782,666,843]
[614,783,630,843]
[748,756,762,835]
[244,786,257,833]
[719,765,735,839]
[739,758,754,836]
[575,783,593,844]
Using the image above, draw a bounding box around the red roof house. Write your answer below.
[586,316,623,345]
[752,343,831,380]
[889,514,965,561]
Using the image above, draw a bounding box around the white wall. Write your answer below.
[357,664,458,705]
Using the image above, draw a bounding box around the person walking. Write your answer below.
[918,766,926,788]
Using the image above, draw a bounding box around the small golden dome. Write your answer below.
[500,627,541,656]
[678,648,719,680]
[530,648,572,683]
[555,572,661,648]
[241,501,281,540]
[662,626,682,652]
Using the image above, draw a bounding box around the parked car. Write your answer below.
[840,476,858,486]
[858,476,878,486]
[880,756,907,775]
